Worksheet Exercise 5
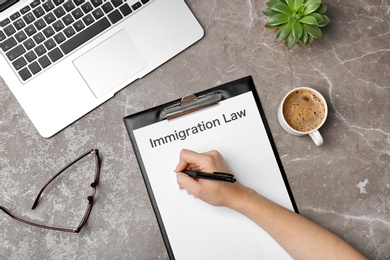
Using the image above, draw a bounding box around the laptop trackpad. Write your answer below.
[74,30,148,98]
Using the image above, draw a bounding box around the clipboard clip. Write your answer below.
[160,91,223,120]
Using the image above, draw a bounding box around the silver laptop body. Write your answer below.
[0,0,204,137]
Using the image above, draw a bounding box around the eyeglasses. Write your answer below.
[0,149,101,233]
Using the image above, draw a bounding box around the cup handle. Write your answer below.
[309,130,324,146]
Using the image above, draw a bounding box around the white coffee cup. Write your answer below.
[278,87,328,146]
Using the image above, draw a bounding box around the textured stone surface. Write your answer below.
[1,0,389,259]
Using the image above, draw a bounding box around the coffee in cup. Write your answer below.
[282,89,326,132]
[278,87,328,146]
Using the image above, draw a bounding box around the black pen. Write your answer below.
[181,170,236,183]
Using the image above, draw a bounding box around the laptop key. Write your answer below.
[73,20,85,32]
[101,2,113,13]
[60,17,110,54]
[6,45,26,61]
[92,8,104,20]
[42,1,55,12]
[108,10,122,24]
[21,6,31,14]
[62,14,74,26]
[81,2,93,13]
[44,38,56,50]
[0,18,11,27]
[24,25,37,36]
[132,2,141,10]
[34,44,46,56]
[4,24,16,36]
[42,26,55,38]
[34,18,47,30]
[29,61,42,74]
[73,0,85,6]
[119,4,132,16]
[54,32,66,44]
[63,26,75,38]
[44,13,56,24]
[53,6,66,18]
[71,8,83,20]
[19,67,32,81]
[15,31,27,42]
[48,47,63,62]
[23,13,36,24]
[10,12,21,21]
[63,1,75,11]
[91,0,103,7]
[23,38,36,50]
[13,19,26,30]
[83,14,95,26]
[0,31,6,41]
[111,0,123,8]
[33,32,45,44]
[0,37,17,52]
[52,0,64,5]
[38,55,51,68]
[30,0,41,9]
[33,6,45,18]
[25,50,37,62]
[12,56,27,70]
[52,20,65,31]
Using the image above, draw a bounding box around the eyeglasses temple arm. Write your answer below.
[31,149,97,210]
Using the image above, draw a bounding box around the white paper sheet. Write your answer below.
[133,91,294,259]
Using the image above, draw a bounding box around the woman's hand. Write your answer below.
[175,149,249,208]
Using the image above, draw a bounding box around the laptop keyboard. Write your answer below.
[0,0,150,82]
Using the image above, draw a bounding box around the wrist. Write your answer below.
[226,184,257,212]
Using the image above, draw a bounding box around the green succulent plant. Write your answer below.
[263,0,331,49]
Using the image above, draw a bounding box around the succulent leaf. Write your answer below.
[299,15,318,25]
[292,22,303,41]
[316,4,327,14]
[276,23,292,41]
[294,0,304,10]
[309,13,326,23]
[267,13,289,27]
[305,0,322,6]
[318,15,331,27]
[270,3,293,16]
[299,28,309,44]
[303,24,323,39]
[263,8,279,17]
[303,4,320,15]
[285,32,297,49]
[296,5,305,14]
[266,0,285,8]
[286,0,295,9]
[307,35,314,45]
[265,24,278,29]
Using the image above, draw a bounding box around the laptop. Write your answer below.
[0,0,204,137]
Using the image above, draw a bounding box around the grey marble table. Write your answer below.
[1,1,389,259]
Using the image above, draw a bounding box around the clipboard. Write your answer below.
[123,76,298,260]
